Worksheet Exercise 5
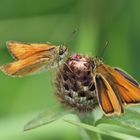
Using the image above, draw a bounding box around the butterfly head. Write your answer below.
[57,45,68,62]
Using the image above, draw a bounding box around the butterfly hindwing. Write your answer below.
[112,68,140,104]
[114,67,139,87]
[0,52,51,77]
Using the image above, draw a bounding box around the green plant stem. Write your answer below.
[77,113,102,140]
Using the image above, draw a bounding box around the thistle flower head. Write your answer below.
[55,54,98,112]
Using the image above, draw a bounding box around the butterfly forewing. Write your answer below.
[95,75,114,114]
[95,74,123,115]
[7,41,55,60]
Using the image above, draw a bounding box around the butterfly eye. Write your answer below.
[59,46,65,55]
[59,49,64,55]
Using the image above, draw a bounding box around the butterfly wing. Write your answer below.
[111,67,140,104]
[7,41,55,60]
[114,68,139,87]
[0,51,53,77]
[95,74,123,115]
[95,63,140,115]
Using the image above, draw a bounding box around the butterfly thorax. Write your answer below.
[52,45,68,67]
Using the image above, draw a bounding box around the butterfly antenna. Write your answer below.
[64,28,78,46]
[100,41,109,58]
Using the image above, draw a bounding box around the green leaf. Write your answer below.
[95,109,140,131]
[24,106,68,131]
[64,119,140,140]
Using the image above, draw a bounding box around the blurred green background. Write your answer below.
[0,0,140,140]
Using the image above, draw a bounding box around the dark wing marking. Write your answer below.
[114,67,139,87]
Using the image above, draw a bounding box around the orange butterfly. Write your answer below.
[0,41,68,77]
[93,58,140,115]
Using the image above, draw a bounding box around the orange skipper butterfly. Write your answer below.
[0,41,68,77]
[55,54,140,115]
[93,57,140,115]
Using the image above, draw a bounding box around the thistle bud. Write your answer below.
[55,54,98,112]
